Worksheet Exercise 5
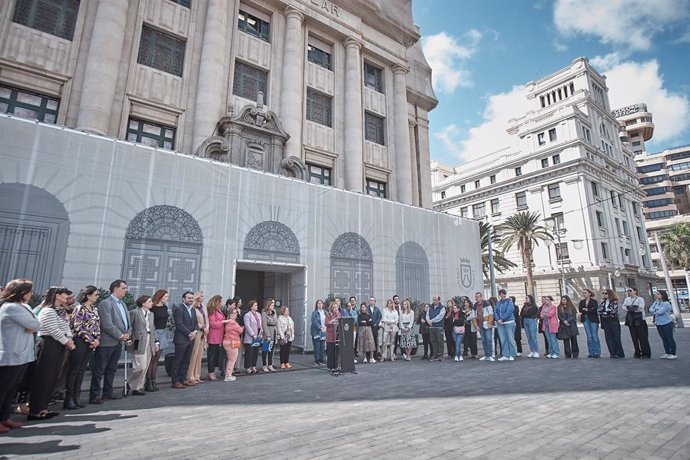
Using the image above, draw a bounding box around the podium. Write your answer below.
[338,317,355,372]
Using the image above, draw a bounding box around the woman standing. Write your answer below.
[649,290,677,359]
[599,289,625,359]
[357,302,376,363]
[540,296,560,359]
[0,279,40,432]
[478,299,495,361]
[146,289,169,391]
[243,300,262,374]
[381,299,399,361]
[277,306,295,369]
[186,292,207,384]
[520,295,540,358]
[128,295,157,395]
[416,303,431,359]
[206,295,225,380]
[557,296,580,358]
[623,287,651,359]
[537,301,550,356]
[443,301,455,359]
[451,304,466,362]
[462,297,478,359]
[222,308,244,381]
[310,300,327,366]
[578,289,601,358]
[261,299,278,372]
[399,300,416,361]
[30,287,75,419]
[64,286,100,409]
[325,301,341,370]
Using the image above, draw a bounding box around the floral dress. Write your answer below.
[399,311,417,348]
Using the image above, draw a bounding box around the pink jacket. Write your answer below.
[223,320,244,345]
[540,304,559,334]
[207,310,225,345]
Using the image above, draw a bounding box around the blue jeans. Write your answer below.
[583,319,601,356]
[312,338,325,363]
[453,332,464,358]
[496,322,518,357]
[481,328,493,357]
[546,332,560,356]
[656,322,676,355]
[523,318,539,353]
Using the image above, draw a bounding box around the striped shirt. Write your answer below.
[38,306,73,344]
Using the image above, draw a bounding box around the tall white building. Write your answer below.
[433,57,656,301]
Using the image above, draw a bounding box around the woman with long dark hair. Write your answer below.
[64,285,100,409]
[357,302,376,363]
[599,289,624,359]
[146,289,169,391]
[206,295,225,380]
[521,295,539,358]
[0,279,40,432]
[461,297,478,359]
[557,295,580,358]
[650,290,677,359]
[310,299,327,366]
[540,295,559,359]
[261,299,278,372]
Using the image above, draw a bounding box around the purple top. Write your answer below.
[243,310,262,344]
[70,304,101,345]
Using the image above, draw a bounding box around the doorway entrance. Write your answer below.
[233,260,308,350]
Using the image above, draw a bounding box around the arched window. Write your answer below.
[243,221,300,263]
[330,232,373,301]
[395,241,430,302]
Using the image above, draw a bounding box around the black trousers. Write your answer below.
[393,332,400,355]
[207,344,222,373]
[542,331,550,354]
[326,342,338,369]
[562,336,580,358]
[280,341,292,364]
[514,325,523,354]
[90,343,121,399]
[30,337,65,414]
[65,340,92,398]
[421,332,431,356]
[171,341,193,384]
[628,323,651,358]
[463,331,478,356]
[261,344,274,367]
[0,363,29,420]
[372,326,380,358]
[243,344,260,369]
[601,319,625,358]
[444,328,455,357]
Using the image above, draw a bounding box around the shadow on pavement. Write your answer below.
[0,440,79,456]
[5,423,110,438]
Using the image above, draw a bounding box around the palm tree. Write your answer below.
[661,222,690,297]
[497,211,553,296]
[480,221,516,279]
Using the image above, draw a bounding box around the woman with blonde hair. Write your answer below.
[206,295,225,380]
[277,306,295,369]
[381,299,399,361]
[243,300,262,374]
[186,292,208,385]
[399,300,416,361]
[325,301,341,370]
[540,296,560,358]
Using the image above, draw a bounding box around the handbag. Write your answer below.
[261,339,273,352]
[251,337,261,347]
[231,339,241,349]
[453,326,465,335]
[557,323,571,340]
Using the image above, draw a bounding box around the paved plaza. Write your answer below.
[2,327,690,459]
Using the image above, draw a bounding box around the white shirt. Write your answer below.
[382,309,399,332]
[622,296,645,319]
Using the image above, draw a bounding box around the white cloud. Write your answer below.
[604,60,689,144]
[589,51,626,71]
[421,30,482,94]
[552,40,568,52]
[554,0,690,51]
[434,124,463,159]
[453,86,527,163]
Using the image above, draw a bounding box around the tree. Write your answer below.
[661,222,690,297]
[480,221,517,279]
[497,211,553,297]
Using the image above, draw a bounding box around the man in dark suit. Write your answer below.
[368,296,382,360]
[170,291,199,389]
[89,279,131,404]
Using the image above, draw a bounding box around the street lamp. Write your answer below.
[544,217,566,297]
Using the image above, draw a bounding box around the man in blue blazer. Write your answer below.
[89,279,131,404]
[170,291,199,388]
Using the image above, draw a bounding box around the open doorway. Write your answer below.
[233,260,308,350]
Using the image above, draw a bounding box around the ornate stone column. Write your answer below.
[76,0,129,134]
[409,119,419,206]
[393,64,412,205]
[343,37,364,193]
[192,0,230,153]
[279,6,305,160]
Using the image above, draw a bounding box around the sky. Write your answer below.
[412,0,690,167]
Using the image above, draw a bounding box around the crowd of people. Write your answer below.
[0,276,680,432]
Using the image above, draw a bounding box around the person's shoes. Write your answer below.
[421,355,428,360]
[587,354,593,358]
[268,365,276,372]
[151,380,159,392]
[454,356,459,362]
[516,353,522,357]
[145,378,153,391]
[63,399,78,410]
[458,356,464,362]
[479,356,486,361]
[171,383,186,389]
[224,376,236,381]
[634,354,641,359]
[666,354,677,359]
[0,424,10,433]
[362,358,368,363]
[508,357,515,361]
[487,357,495,362]
[102,394,122,400]
[369,358,376,363]
[551,355,560,359]
[207,372,218,381]
[262,366,269,373]
[282,363,288,369]
[498,356,509,361]
[660,354,669,359]
[1,419,23,429]
[183,380,195,386]
[88,397,103,404]
[131,390,146,396]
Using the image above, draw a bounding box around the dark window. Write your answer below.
[541,158,549,168]
[490,175,496,184]
[472,202,486,218]
[667,150,690,161]
[233,60,268,101]
[610,190,617,206]
[538,132,545,146]
[12,0,79,40]
[0,84,59,124]
[674,186,687,195]
[307,44,331,70]
[671,172,690,182]
[636,163,664,173]
[491,198,499,214]
[440,191,446,199]
[460,207,468,218]
[645,210,678,220]
[170,0,191,7]
[601,242,609,259]
[556,242,569,261]
[632,201,639,215]
[138,26,186,77]
[474,180,480,189]
[645,186,670,196]
[126,117,175,150]
[364,62,384,93]
[307,164,332,185]
[460,184,466,193]
[515,167,522,177]
[548,183,561,200]
[632,140,641,146]
[669,160,690,171]
[306,89,332,127]
[516,191,527,208]
[644,198,674,208]
[552,154,561,165]
[591,181,599,197]
[596,211,605,228]
[365,112,385,145]
[238,9,270,42]
[366,179,386,198]
[548,128,557,141]
[639,174,668,185]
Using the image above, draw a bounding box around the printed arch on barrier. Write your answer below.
[122,205,203,301]
[395,241,430,303]
[243,220,301,263]
[330,232,373,301]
